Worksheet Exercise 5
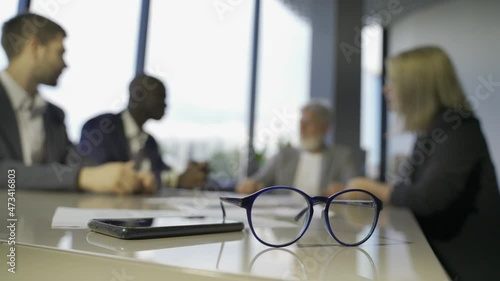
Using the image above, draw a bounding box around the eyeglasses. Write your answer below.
[220,186,383,247]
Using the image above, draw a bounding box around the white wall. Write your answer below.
[387,0,500,187]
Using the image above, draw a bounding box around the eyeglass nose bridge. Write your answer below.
[309,196,333,234]
[310,196,328,206]
[291,196,344,244]
[293,196,329,222]
[304,196,334,236]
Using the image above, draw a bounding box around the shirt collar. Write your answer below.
[0,70,46,112]
[121,109,145,140]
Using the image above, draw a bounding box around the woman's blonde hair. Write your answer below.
[387,46,471,132]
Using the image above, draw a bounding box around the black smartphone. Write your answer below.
[86,230,245,252]
[88,217,244,240]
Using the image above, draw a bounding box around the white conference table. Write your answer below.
[0,190,450,281]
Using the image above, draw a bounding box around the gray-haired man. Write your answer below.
[237,101,359,196]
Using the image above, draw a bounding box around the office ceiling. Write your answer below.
[279,0,451,26]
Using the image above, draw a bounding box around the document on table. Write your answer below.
[51,205,306,229]
[145,193,306,209]
[51,207,199,229]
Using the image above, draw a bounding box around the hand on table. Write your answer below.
[322,181,346,196]
[178,162,207,188]
[236,178,263,194]
[78,161,140,195]
[136,171,157,194]
[346,177,393,203]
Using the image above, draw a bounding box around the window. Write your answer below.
[30,0,141,141]
[254,0,312,157]
[145,0,254,180]
[360,24,383,178]
[0,0,18,69]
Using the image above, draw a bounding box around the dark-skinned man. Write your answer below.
[79,74,207,189]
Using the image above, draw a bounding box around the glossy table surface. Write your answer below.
[0,190,450,281]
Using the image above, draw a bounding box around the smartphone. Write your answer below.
[86,231,245,252]
[88,216,244,240]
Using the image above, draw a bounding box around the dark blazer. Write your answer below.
[79,113,169,185]
[0,81,80,190]
[251,145,359,191]
[390,109,500,280]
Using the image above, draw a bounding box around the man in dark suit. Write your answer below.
[79,74,206,188]
[0,13,153,194]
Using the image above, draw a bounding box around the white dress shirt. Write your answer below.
[0,71,46,166]
[293,151,323,195]
[121,110,151,172]
[121,110,178,187]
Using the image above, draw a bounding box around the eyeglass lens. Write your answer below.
[327,191,378,245]
[249,188,310,246]
[248,188,378,247]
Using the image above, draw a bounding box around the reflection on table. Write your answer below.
[0,191,450,281]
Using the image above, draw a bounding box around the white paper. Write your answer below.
[51,205,305,229]
[145,194,305,209]
[51,207,218,229]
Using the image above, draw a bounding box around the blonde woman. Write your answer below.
[347,46,500,280]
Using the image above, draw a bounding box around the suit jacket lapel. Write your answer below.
[320,148,334,190]
[43,106,54,162]
[0,82,23,160]
[43,103,67,163]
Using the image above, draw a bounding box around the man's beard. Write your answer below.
[300,136,323,152]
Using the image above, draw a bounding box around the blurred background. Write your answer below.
[1,0,498,188]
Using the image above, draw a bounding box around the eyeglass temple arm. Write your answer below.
[220,197,244,207]
[332,200,378,207]
[294,208,309,222]
[219,197,245,221]
[293,200,379,222]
